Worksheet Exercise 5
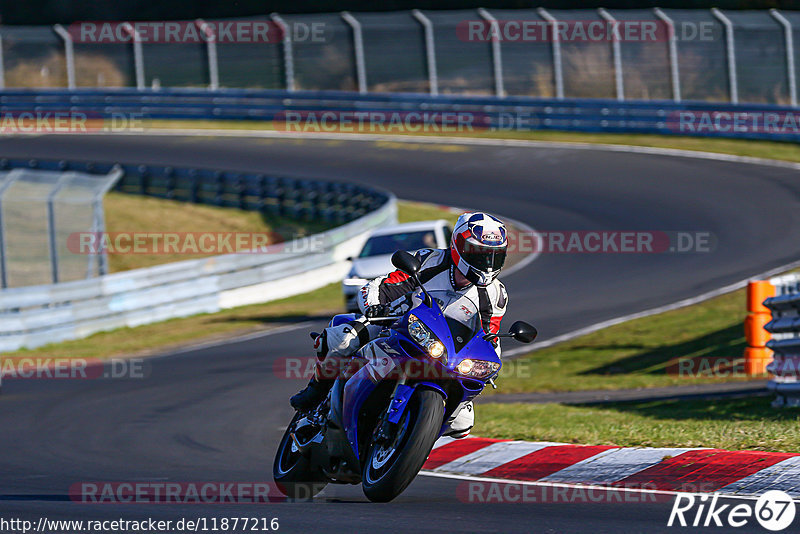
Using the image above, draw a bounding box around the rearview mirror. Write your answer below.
[391,250,421,276]
[509,321,537,343]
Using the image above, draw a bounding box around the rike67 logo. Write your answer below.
[668,491,796,531]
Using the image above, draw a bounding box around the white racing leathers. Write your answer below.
[315,248,508,439]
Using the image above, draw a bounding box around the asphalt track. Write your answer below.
[1,133,800,533]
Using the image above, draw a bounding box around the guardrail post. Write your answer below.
[53,24,76,89]
[0,32,5,89]
[771,9,797,107]
[598,9,624,101]
[745,280,775,376]
[0,170,21,288]
[341,12,367,94]
[195,19,219,91]
[270,13,295,92]
[122,22,145,90]
[478,8,505,97]
[711,8,738,104]
[412,9,438,96]
[654,8,681,102]
[537,8,564,100]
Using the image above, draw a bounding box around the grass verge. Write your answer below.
[475,396,800,452]
[2,200,454,361]
[487,289,753,396]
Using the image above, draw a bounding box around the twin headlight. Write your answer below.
[407,314,446,362]
[457,359,500,379]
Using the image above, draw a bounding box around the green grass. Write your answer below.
[142,119,800,164]
[1,200,454,361]
[103,192,330,272]
[488,289,753,396]
[475,396,800,452]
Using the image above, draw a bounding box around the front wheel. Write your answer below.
[362,389,445,502]
[273,412,328,500]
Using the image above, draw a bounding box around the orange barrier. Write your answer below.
[744,280,776,376]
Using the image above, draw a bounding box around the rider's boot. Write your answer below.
[290,377,334,411]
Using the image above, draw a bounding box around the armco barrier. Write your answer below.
[4,88,800,143]
[0,159,396,352]
[754,274,800,407]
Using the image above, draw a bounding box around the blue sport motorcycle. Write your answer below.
[273,251,537,502]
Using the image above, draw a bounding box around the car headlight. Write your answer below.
[343,276,368,286]
[456,359,500,379]
[408,314,447,363]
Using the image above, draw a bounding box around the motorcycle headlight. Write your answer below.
[457,359,500,379]
[408,314,447,362]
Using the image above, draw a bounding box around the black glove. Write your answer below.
[365,304,391,320]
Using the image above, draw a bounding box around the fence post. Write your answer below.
[598,9,624,101]
[537,8,564,100]
[53,24,76,89]
[47,174,72,284]
[771,9,797,107]
[195,19,219,90]
[92,165,124,277]
[270,13,295,92]
[412,9,438,96]
[341,12,367,94]
[478,8,505,97]
[711,8,738,104]
[654,8,681,102]
[0,170,22,289]
[121,22,145,90]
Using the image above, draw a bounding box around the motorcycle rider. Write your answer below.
[290,212,510,437]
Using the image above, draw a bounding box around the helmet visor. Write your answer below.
[460,243,506,273]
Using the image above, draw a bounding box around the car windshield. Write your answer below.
[358,231,438,258]
[427,290,481,351]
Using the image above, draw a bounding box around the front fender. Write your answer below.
[386,381,446,424]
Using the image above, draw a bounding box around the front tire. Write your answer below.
[273,412,328,500]
[362,389,444,502]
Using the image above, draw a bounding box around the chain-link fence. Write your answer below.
[1,8,798,104]
[0,167,121,288]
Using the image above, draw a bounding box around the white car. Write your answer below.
[342,220,452,312]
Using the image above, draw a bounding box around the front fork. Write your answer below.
[374,376,448,443]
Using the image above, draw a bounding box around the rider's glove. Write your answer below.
[365,304,391,320]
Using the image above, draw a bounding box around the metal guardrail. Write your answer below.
[3,87,800,143]
[0,158,396,351]
[757,274,800,407]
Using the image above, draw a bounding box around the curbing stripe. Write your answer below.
[482,444,617,481]
[720,455,800,496]
[539,447,699,485]
[613,449,797,493]
[433,440,559,475]
[424,437,800,497]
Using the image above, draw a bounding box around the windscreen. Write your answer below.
[358,231,438,258]
[428,290,481,351]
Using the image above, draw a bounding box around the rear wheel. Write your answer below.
[273,412,328,500]
[362,389,444,502]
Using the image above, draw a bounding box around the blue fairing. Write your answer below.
[338,292,503,463]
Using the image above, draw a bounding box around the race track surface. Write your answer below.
[1,134,799,533]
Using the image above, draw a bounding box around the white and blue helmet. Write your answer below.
[450,212,508,286]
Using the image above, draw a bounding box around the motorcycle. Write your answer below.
[273,250,537,502]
